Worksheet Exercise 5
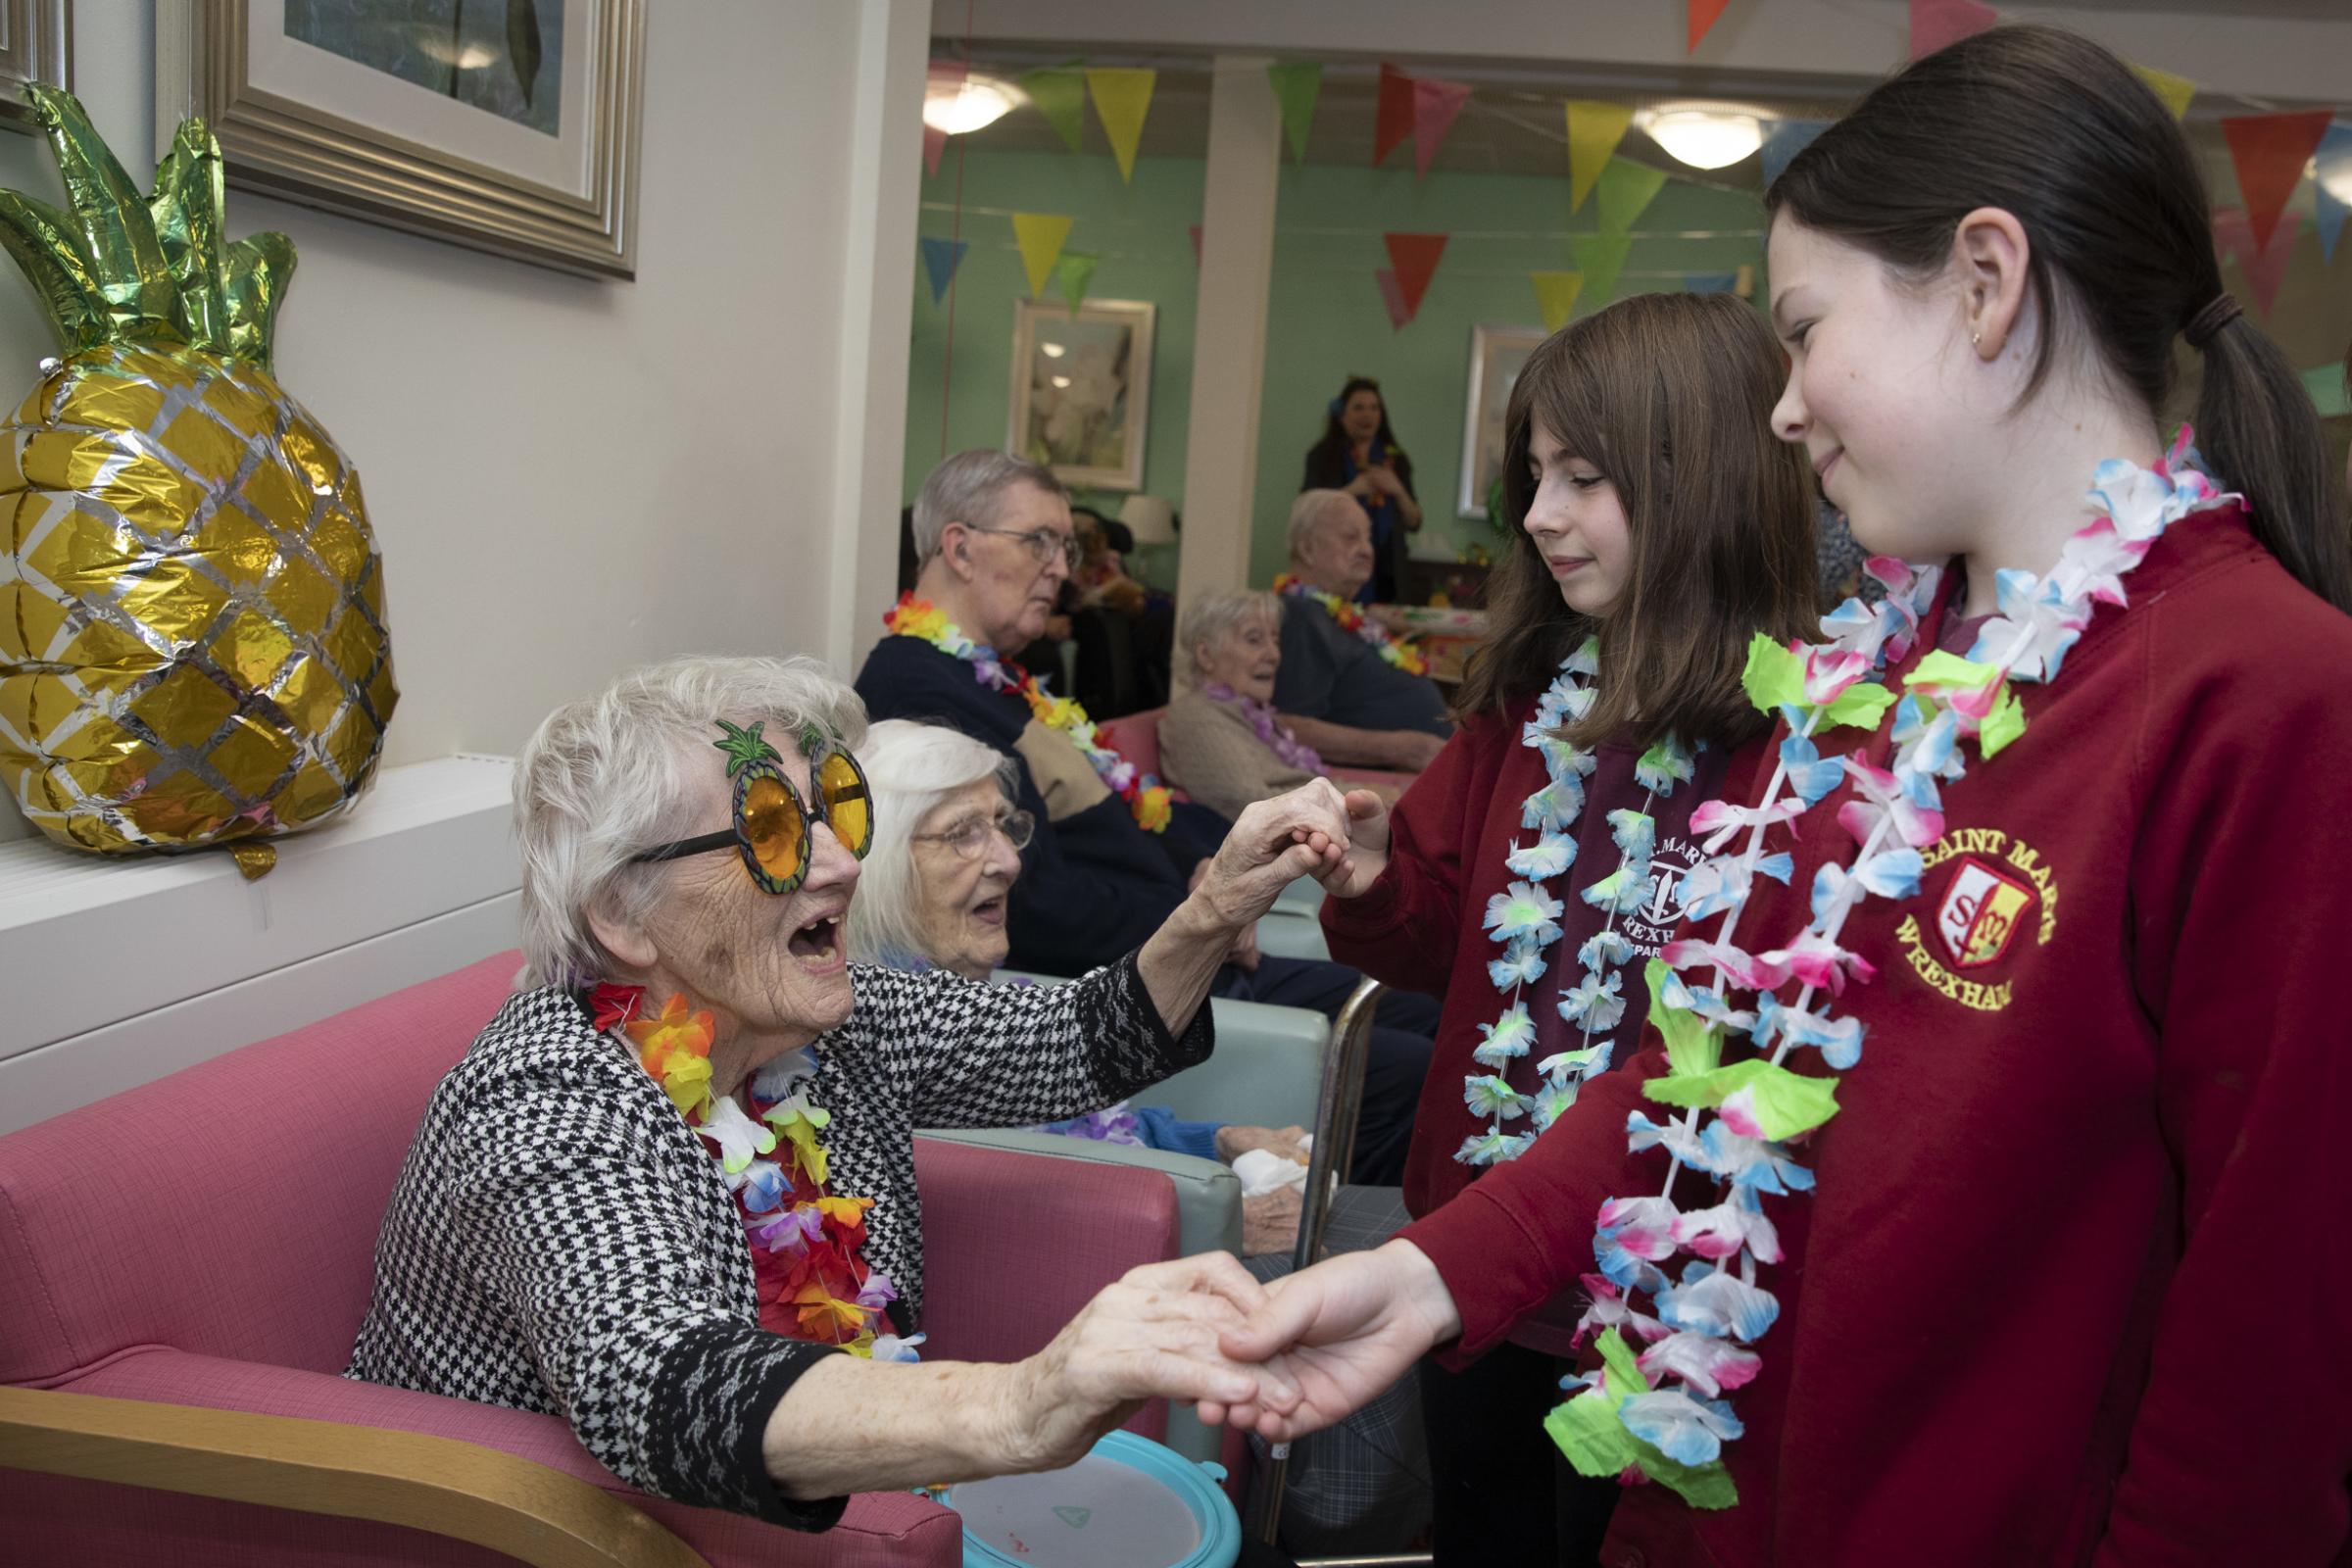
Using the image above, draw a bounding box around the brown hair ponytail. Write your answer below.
[1767,23,2352,612]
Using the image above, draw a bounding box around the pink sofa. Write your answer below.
[0,952,1185,1567]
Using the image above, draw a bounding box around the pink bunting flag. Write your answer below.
[1412,76,1473,178]
[923,60,965,178]
[1375,269,1413,330]
[2212,205,2302,318]
[1909,0,1998,60]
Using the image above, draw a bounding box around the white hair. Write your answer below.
[1287,487,1362,560]
[909,449,1067,563]
[514,655,868,987]
[1176,589,1283,687]
[843,719,1018,968]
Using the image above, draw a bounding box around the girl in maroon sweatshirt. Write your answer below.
[1211,25,2352,1568]
[1315,292,1819,1561]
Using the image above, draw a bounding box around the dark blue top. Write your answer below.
[855,635,1230,979]
[1273,598,1453,739]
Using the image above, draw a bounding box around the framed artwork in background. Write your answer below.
[155,0,645,278]
[1457,322,1545,520]
[1008,296,1154,492]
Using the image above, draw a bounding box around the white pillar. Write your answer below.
[1176,54,1280,611]
[826,0,933,677]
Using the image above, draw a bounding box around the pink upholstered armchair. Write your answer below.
[0,952,1186,1567]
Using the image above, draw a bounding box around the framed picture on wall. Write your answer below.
[1457,322,1546,520]
[154,0,645,278]
[0,1,69,131]
[1008,297,1154,492]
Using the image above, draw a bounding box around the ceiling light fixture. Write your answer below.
[1636,103,1765,171]
[923,73,1018,136]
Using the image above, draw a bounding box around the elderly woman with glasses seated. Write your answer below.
[348,656,1337,1533]
[848,718,1318,1255]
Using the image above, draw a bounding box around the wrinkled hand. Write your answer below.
[1197,1240,1460,1444]
[1215,1123,1310,1164]
[1012,1253,1297,1471]
[1242,1188,1303,1257]
[1226,920,1262,972]
[1293,788,1391,901]
[1192,780,1352,929]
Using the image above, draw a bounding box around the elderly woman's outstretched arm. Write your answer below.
[874,782,1355,1130]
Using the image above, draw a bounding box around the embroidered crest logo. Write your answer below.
[1935,857,2034,969]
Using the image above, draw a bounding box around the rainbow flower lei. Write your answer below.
[1463,634,1699,1165]
[1544,432,2232,1506]
[885,592,1174,833]
[1274,573,1429,676]
[590,983,921,1361]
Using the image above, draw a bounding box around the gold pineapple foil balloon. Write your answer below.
[0,87,395,865]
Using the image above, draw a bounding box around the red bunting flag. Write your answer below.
[2221,111,2333,252]
[1375,270,1412,330]
[1385,232,1448,321]
[1412,75,1473,178]
[1910,0,1998,59]
[1375,63,1416,166]
[1689,0,1733,52]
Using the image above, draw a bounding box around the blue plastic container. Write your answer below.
[940,1429,1242,1568]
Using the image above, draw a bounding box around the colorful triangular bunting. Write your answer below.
[1684,270,1740,294]
[2130,62,2196,121]
[1910,0,1998,60]
[2221,111,2333,252]
[1530,270,1585,332]
[1375,63,1416,166]
[1689,0,1733,52]
[1412,75,1473,178]
[2212,205,2301,318]
[1569,231,1633,308]
[1011,213,1073,300]
[1760,119,1830,187]
[1566,101,1637,213]
[1087,68,1155,182]
[1385,232,1447,319]
[1054,250,1100,313]
[918,236,967,303]
[1592,158,1669,237]
[2314,121,2352,262]
[1268,62,1323,163]
[1375,270,1412,330]
[1023,67,1088,154]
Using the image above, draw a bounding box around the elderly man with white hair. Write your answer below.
[1272,489,1452,771]
[347,654,1336,1533]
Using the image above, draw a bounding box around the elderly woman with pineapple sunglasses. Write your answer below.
[347,655,1336,1532]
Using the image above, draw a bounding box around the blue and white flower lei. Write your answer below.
[1462,634,1699,1167]
[1545,432,2234,1508]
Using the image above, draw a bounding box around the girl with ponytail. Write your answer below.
[1203,25,2352,1568]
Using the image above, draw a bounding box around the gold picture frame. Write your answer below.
[156,0,644,279]
[1007,296,1154,493]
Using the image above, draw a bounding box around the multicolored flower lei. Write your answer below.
[590,983,921,1362]
[1545,433,2231,1507]
[885,592,1174,833]
[1273,573,1428,675]
[1200,681,1326,776]
[1462,636,1698,1166]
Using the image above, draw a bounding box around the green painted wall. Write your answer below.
[905,148,1766,591]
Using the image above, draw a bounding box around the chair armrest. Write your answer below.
[1252,910,1331,962]
[0,1384,707,1568]
[1149,996,1327,1131]
[916,1129,1242,1259]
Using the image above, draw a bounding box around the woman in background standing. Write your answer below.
[1304,376,1422,603]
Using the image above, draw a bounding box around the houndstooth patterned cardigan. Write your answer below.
[346,953,1208,1527]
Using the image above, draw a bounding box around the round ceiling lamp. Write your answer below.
[1637,104,1766,171]
[923,73,1018,136]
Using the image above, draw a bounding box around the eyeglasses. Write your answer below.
[631,720,874,894]
[912,808,1035,859]
[966,524,1081,572]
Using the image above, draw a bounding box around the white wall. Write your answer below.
[0,0,928,842]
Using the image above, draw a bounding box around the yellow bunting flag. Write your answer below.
[1565,101,1637,213]
[1087,68,1156,182]
[1530,271,1586,333]
[2131,62,2196,121]
[1011,213,1073,299]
